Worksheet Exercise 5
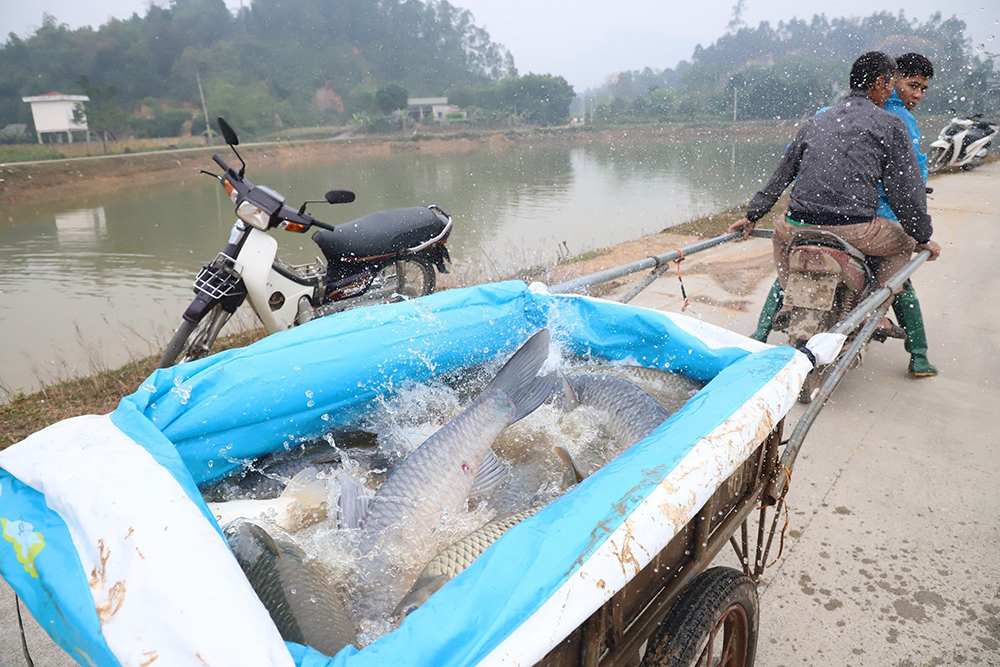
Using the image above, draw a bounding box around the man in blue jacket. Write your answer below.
[746,53,939,377]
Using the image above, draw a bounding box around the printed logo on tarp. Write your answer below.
[1,518,46,578]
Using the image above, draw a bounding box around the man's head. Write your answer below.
[894,53,934,111]
[850,51,897,107]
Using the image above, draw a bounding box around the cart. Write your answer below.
[0,233,930,667]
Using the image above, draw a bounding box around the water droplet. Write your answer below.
[976,43,985,52]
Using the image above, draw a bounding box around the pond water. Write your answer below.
[0,134,786,395]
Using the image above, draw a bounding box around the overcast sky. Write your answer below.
[2,0,997,90]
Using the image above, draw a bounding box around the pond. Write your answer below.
[0,133,787,395]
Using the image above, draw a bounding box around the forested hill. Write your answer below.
[592,12,997,122]
[0,0,517,134]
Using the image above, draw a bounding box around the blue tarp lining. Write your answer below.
[0,281,796,667]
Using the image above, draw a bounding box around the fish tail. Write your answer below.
[484,328,555,423]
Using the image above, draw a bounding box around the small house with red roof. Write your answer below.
[21,92,90,144]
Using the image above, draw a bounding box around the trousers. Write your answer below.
[772,215,917,292]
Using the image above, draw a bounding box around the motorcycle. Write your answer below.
[771,229,904,403]
[159,118,452,367]
[927,113,998,172]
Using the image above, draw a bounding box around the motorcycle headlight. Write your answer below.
[236,200,270,230]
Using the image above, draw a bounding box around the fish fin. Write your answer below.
[553,446,587,484]
[484,328,550,399]
[470,449,508,498]
[338,475,369,530]
[309,450,342,465]
[246,522,282,558]
[559,371,579,410]
[508,371,558,424]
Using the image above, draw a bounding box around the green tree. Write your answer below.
[375,83,409,114]
[500,74,575,125]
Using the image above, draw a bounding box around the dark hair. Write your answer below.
[896,52,934,79]
[850,51,897,91]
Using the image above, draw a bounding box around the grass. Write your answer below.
[0,327,265,450]
[0,144,68,162]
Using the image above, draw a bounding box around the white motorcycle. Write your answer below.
[927,113,998,172]
[159,118,453,367]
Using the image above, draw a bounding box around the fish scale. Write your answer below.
[225,520,358,656]
[422,508,540,579]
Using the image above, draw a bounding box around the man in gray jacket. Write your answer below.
[729,52,941,365]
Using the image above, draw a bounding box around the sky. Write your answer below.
[1,0,997,90]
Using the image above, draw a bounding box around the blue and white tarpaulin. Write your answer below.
[0,281,811,666]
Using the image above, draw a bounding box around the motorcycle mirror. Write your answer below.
[217,116,246,178]
[217,117,239,146]
[325,190,356,204]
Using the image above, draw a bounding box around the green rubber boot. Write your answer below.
[891,280,938,377]
[751,279,784,343]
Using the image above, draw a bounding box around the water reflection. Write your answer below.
[0,135,786,395]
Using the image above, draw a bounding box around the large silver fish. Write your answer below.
[225,520,358,656]
[561,372,672,447]
[349,329,556,558]
[394,507,540,618]
[567,365,702,414]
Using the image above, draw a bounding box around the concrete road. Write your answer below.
[2,163,997,666]
[630,161,1000,665]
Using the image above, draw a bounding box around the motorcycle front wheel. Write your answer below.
[371,256,436,301]
[158,304,233,368]
[926,146,950,173]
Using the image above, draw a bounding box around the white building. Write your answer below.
[407,97,466,122]
[22,92,90,144]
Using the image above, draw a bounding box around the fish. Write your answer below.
[346,329,557,560]
[393,507,540,618]
[560,372,672,447]
[224,520,358,657]
[567,364,702,413]
[554,372,673,478]
[208,467,331,532]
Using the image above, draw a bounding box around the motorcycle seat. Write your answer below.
[312,207,448,262]
[788,245,868,292]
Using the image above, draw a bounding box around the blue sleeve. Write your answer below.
[878,103,925,221]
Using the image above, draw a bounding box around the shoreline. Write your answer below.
[0,194,787,448]
[1,120,797,207]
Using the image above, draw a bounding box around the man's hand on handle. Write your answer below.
[916,239,941,261]
[728,217,757,241]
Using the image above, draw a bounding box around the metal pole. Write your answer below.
[767,249,932,500]
[771,300,891,496]
[831,250,930,336]
[550,232,741,295]
[197,70,213,142]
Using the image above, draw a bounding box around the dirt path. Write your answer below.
[627,162,1000,665]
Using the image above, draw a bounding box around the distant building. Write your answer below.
[407,97,466,122]
[22,92,90,144]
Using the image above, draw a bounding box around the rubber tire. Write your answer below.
[158,319,197,368]
[158,304,230,368]
[926,146,949,173]
[380,255,436,300]
[641,567,759,667]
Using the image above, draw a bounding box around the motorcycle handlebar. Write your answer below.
[212,154,233,173]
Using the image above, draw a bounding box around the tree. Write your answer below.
[75,76,130,146]
[500,74,575,125]
[375,83,409,114]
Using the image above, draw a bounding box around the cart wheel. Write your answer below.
[641,567,758,667]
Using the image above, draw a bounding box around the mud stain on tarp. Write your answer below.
[88,538,127,624]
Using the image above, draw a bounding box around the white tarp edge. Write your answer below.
[0,414,295,667]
